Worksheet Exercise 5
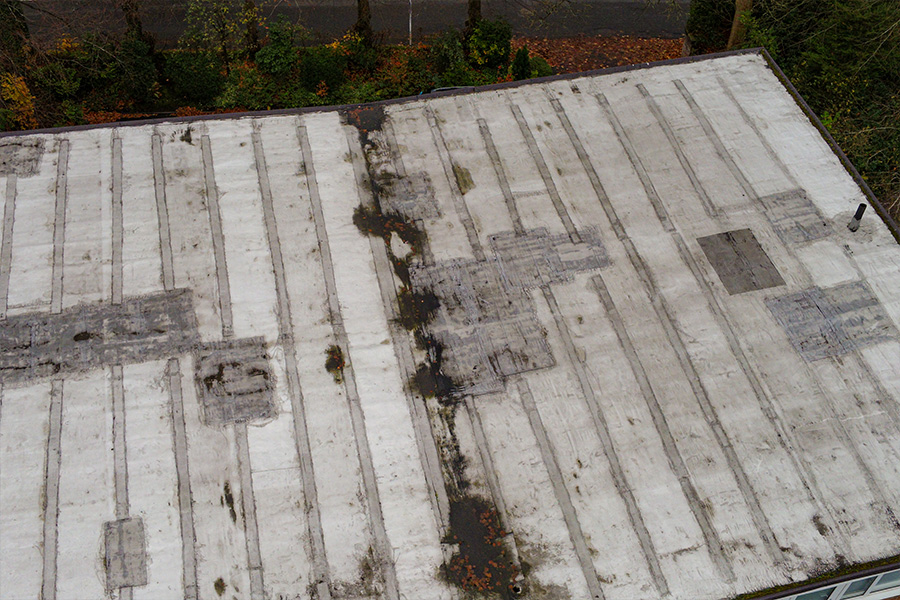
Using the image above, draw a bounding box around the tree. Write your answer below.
[243,0,261,57]
[117,0,144,40]
[726,0,752,48]
[467,19,512,70]
[465,0,481,38]
[647,0,751,52]
[181,0,261,68]
[353,0,373,46]
[511,46,530,80]
[1,0,30,73]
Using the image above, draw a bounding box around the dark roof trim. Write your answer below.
[758,48,900,244]
[0,47,760,138]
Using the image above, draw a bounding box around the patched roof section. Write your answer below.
[1,52,899,600]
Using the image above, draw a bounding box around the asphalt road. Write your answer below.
[25,0,688,46]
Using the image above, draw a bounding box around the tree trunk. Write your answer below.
[465,0,481,38]
[118,0,143,38]
[727,0,753,49]
[0,0,30,73]
[354,0,373,46]
[243,0,260,57]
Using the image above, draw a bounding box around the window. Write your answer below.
[871,570,900,592]
[797,587,836,600]
[840,577,875,599]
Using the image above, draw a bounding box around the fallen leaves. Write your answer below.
[512,34,684,74]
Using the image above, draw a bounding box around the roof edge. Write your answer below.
[757,47,900,244]
[0,47,761,139]
[733,556,900,600]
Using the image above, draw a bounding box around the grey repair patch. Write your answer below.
[104,517,148,590]
[412,258,554,395]
[0,138,44,177]
[380,171,440,220]
[0,289,199,383]
[490,227,609,289]
[766,281,899,361]
[360,124,441,220]
[759,189,830,245]
[697,229,785,295]
[195,337,276,426]
[411,227,609,395]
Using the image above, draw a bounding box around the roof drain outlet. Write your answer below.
[848,203,867,232]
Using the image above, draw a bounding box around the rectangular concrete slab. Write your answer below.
[104,517,148,589]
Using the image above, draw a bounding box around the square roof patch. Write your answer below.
[697,228,785,294]
[0,138,43,176]
[766,281,899,361]
[195,337,276,426]
[759,189,831,245]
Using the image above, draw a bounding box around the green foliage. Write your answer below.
[115,34,158,103]
[180,0,258,63]
[511,46,530,80]
[4,16,526,132]
[741,0,827,62]
[278,82,322,107]
[746,0,900,216]
[467,19,512,70]
[29,32,158,110]
[339,31,379,73]
[32,62,81,100]
[436,61,496,88]
[397,52,433,94]
[0,0,29,74]
[56,100,85,127]
[439,63,472,86]
[428,30,493,88]
[368,46,435,97]
[429,30,466,74]
[529,55,554,78]
[299,46,346,94]
[0,107,15,130]
[255,17,300,77]
[164,50,225,104]
[43,34,119,108]
[685,0,734,54]
[334,79,385,104]
[740,12,779,61]
[214,63,274,109]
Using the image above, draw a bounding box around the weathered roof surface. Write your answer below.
[1,50,900,600]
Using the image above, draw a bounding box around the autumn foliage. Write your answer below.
[0,73,38,129]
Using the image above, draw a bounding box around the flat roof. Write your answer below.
[1,50,900,600]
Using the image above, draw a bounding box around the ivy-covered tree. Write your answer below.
[465,0,481,38]
[1,0,30,73]
[353,0,374,46]
[467,19,512,71]
[116,0,145,41]
[180,0,261,68]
